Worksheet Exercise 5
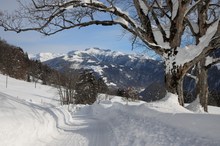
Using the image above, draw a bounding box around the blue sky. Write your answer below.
[0,0,149,55]
[0,25,136,54]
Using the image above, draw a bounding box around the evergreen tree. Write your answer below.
[75,70,98,104]
[97,78,108,94]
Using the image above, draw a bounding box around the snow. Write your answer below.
[186,97,205,113]
[65,54,83,63]
[216,63,220,70]
[184,0,202,17]
[171,0,179,20]
[59,48,144,75]
[188,20,199,34]
[80,0,101,4]
[138,0,148,15]
[114,16,129,27]
[87,59,96,63]
[69,48,125,59]
[29,53,64,62]
[89,94,220,146]
[70,63,82,69]
[84,47,104,54]
[1,74,220,146]
[106,82,117,87]
[0,74,60,146]
[87,65,104,75]
[161,23,171,38]
[147,92,192,113]
[206,56,214,66]
[109,6,141,29]
[152,28,170,49]
[165,19,219,73]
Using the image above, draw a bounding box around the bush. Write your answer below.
[117,87,139,101]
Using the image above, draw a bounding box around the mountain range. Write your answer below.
[29,48,164,90]
[29,48,220,102]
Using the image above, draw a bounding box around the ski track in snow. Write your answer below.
[46,110,117,146]
[1,74,220,146]
[0,93,116,146]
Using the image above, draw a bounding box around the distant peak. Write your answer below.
[85,47,101,51]
[85,47,111,53]
[29,52,64,62]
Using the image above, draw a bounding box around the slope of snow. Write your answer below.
[1,74,220,146]
[0,74,59,146]
[0,74,90,146]
[73,94,220,146]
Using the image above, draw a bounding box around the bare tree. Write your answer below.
[0,0,220,105]
[187,1,220,112]
[55,71,79,105]
[196,52,220,112]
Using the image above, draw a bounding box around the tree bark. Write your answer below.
[195,59,209,112]
[165,67,185,106]
[177,77,184,106]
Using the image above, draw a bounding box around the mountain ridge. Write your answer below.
[30,48,164,89]
[28,47,220,105]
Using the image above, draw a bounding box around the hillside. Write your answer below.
[1,74,220,146]
[0,39,64,86]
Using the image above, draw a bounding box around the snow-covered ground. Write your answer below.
[0,74,220,146]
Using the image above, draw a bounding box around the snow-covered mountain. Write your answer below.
[41,48,164,88]
[29,52,64,62]
[32,48,220,94]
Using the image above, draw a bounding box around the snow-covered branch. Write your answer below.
[186,73,198,82]
[184,0,202,17]
[206,56,220,69]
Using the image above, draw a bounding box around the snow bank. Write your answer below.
[0,74,85,146]
[70,94,220,146]
[186,97,205,113]
[0,93,58,146]
[147,92,191,113]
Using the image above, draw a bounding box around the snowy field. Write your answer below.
[0,74,220,146]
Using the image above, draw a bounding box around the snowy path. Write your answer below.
[46,110,116,146]
[0,92,116,146]
[0,74,115,146]
[1,75,220,146]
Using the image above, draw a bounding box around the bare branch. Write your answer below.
[151,9,168,42]
[133,0,156,43]
[131,35,137,50]
[184,0,202,17]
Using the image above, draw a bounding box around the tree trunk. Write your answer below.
[165,64,185,106]
[165,71,184,106]
[177,77,184,106]
[164,48,188,106]
[195,59,209,112]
